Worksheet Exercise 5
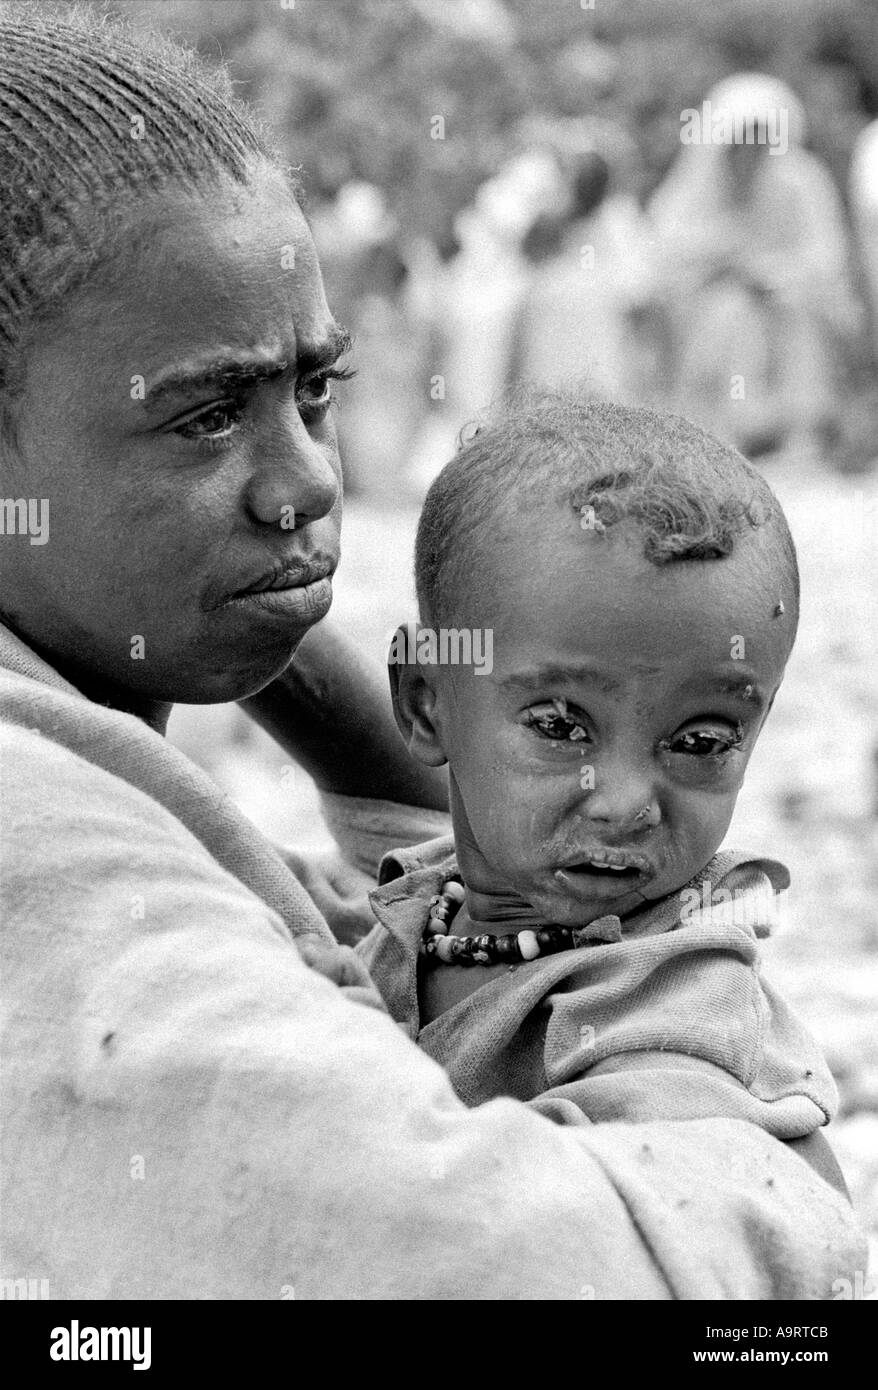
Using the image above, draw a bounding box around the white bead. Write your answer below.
[435,936,455,962]
[442,880,465,903]
[518,930,540,961]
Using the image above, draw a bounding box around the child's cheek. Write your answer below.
[662,748,748,796]
[675,793,739,876]
[486,793,559,870]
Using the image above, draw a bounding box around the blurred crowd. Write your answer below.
[310,73,878,496]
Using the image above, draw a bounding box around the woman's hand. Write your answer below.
[240,619,449,811]
[283,846,377,947]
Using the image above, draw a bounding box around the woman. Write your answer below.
[648,73,862,456]
[0,7,860,1298]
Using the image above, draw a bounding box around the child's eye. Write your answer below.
[526,699,591,744]
[296,366,355,418]
[665,724,742,757]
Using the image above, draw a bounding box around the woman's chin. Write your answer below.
[204,656,300,704]
[151,647,301,705]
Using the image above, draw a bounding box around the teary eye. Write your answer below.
[526,698,591,744]
[666,723,743,757]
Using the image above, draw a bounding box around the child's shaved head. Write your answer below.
[415,391,799,636]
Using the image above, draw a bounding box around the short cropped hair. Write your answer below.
[415,390,800,626]
[0,2,299,418]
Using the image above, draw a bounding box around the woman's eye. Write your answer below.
[667,727,741,757]
[296,366,355,417]
[174,399,244,442]
[526,699,590,744]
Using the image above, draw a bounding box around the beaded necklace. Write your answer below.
[422,875,605,966]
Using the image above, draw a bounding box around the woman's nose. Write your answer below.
[244,402,340,528]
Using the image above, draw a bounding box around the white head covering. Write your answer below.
[848,119,878,354]
[650,72,807,231]
[850,118,878,215]
[705,72,806,146]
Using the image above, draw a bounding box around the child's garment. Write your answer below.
[359,836,835,1138]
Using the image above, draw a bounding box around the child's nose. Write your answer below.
[578,762,661,832]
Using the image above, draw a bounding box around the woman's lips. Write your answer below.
[205,554,337,611]
[222,575,333,621]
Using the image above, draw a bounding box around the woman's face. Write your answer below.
[0,167,347,709]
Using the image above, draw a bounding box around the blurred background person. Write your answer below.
[310,182,426,500]
[850,118,878,361]
[647,73,864,458]
[509,129,656,406]
[404,149,566,491]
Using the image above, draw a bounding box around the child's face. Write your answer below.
[418,510,794,927]
[0,168,345,706]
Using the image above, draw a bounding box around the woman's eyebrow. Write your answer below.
[142,324,352,410]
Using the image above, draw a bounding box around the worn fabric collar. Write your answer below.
[369,834,790,960]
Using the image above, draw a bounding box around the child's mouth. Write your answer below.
[570,862,640,876]
[554,859,651,901]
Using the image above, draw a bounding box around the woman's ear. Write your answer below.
[387,624,447,768]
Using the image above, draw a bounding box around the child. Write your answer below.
[359,392,839,1139]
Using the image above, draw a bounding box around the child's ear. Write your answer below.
[387,624,447,768]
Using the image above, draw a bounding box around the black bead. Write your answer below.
[494,933,521,961]
[452,936,477,964]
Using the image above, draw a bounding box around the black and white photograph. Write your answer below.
[0,0,876,1340]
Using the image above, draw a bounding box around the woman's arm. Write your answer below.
[2,725,864,1299]
[239,618,449,811]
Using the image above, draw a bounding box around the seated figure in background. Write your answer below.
[510,145,655,407]
[647,73,863,458]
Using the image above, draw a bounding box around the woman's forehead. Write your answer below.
[41,176,332,389]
